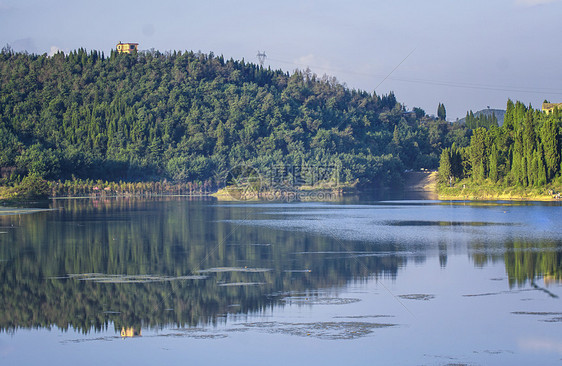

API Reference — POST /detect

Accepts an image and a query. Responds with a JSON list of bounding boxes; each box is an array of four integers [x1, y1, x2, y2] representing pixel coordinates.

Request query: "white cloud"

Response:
[[293, 54, 334, 76], [515, 0, 561, 6], [48, 46, 62, 57]]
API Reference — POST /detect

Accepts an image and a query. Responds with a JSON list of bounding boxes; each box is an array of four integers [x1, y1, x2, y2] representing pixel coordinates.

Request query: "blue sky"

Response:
[[1, 0, 561, 120]]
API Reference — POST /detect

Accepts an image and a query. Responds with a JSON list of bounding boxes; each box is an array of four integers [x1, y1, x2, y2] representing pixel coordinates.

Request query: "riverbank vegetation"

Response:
[[438, 100, 562, 200]]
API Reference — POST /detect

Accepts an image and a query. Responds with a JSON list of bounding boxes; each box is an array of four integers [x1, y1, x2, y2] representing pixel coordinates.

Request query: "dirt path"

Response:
[[403, 171, 438, 192]]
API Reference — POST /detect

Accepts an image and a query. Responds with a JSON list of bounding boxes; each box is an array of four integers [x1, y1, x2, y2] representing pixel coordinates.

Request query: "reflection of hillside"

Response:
[[470, 239, 562, 287], [0, 198, 404, 333]]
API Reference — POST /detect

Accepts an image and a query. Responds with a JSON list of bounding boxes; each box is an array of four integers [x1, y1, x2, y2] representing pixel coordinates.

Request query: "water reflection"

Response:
[[0, 198, 404, 334], [0, 197, 560, 337], [470, 239, 562, 288]]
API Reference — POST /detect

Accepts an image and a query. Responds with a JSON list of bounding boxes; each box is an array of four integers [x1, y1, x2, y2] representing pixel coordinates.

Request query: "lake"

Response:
[[1, 196, 561, 365]]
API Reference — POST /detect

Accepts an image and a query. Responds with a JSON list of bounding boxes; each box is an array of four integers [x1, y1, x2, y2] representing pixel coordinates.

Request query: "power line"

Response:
[[386, 76, 562, 95], [373, 48, 416, 91], [266, 55, 562, 96]]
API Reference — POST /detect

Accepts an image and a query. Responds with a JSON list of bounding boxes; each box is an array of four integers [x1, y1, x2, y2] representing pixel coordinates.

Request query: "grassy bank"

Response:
[[211, 185, 356, 201], [437, 178, 562, 201]]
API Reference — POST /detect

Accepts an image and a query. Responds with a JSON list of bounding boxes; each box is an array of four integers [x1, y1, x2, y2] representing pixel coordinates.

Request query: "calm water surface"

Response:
[[1, 197, 561, 365]]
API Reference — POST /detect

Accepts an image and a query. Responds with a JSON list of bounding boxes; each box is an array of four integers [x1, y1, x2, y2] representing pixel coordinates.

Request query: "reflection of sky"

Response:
[[519, 337, 562, 355], [226, 201, 562, 256]]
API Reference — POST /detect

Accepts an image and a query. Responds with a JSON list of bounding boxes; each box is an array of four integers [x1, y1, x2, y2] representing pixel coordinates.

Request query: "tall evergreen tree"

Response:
[[437, 103, 447, 121], [488, 144, 498, 182], [511, 128, 524, 184], [540, 116, 560, 180], [469, 127, 487, 181], [536, 149, 547, 186], [439, 148, 452, 185]]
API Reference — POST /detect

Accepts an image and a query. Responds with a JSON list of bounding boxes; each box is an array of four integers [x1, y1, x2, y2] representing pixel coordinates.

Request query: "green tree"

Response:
[[488, 144, 498, 182], [438, 148, 452, 185], [511, 128, 524, 185], [413, 107, 425, 119], [540, 116, 560, 180], [536, 149, 547, 186], [437, 103, 447, 121], [13, 173, 50, 199], [469, 127, 487, 181]]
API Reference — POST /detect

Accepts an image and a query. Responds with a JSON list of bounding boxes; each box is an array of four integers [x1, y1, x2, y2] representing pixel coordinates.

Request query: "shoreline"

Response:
[[3, 170, 562, 204], [437, 184, 562, 202]]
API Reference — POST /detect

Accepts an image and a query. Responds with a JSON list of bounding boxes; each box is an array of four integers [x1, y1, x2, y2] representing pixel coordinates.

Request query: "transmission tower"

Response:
[[256, 51, 267, 67]]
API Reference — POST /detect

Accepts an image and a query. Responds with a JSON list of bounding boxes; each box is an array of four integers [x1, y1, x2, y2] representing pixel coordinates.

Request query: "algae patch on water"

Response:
[[398, 294, 435, 301], [511, 311, 562, 323], [198, 267, 272, 273], [50, 273, 208, 283], [217, 282, 266, 287], [333, 315, 395, 319], [281, 296, 361, 305], [239, 321, 396, 340]]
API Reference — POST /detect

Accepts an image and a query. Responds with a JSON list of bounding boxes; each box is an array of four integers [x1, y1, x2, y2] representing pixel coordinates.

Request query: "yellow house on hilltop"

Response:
[[542, 102, 562, 114], [116, 42, 139, 54]]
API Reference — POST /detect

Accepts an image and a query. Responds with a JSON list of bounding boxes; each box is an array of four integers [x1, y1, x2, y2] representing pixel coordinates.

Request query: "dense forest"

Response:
[[439, 100, 562, 188], [0, 46, 469, 193]]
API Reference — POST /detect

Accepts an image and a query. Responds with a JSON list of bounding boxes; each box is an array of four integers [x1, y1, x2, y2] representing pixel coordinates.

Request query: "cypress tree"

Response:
[[511, 128, 524, 184], [504, 99, 515, 132], [470, 127, 487, 181], [528, 152, 538, 186], [437, 103, 447, 121], [522, 110, 537, 185], [540, 116, 560, 180], [489, 144, 498, 182], [450, 143, 463, 179], [536, 149, 547, 186], [439, 148, 452, 185], [521, 155, 528, 186]]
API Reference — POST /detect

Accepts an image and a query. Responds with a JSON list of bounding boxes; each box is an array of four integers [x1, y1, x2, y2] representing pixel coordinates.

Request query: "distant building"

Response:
[[116, 42, 139, 54], [542, 102, 562, 114]]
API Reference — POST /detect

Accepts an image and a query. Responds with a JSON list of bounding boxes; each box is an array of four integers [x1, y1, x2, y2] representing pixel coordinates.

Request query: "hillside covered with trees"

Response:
[[462, 110, 500, 130], [438, 100, 562, 198], [0, 46, 468, 195]]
